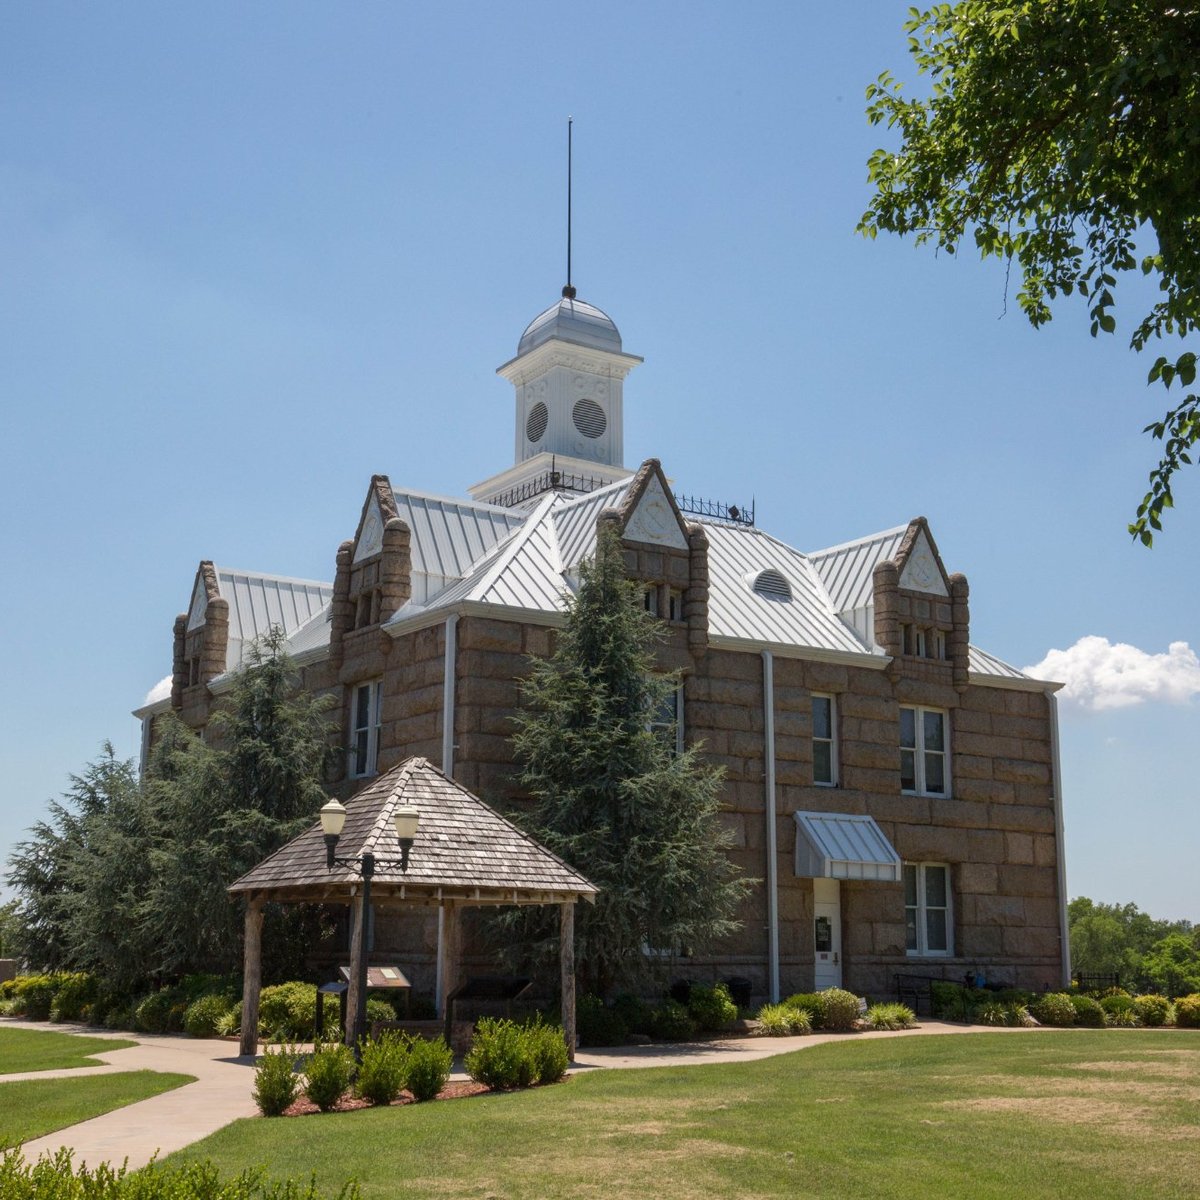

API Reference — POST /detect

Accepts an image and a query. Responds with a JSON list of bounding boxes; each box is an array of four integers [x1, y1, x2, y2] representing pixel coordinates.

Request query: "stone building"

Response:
[[135, 288, 1069, 1004]]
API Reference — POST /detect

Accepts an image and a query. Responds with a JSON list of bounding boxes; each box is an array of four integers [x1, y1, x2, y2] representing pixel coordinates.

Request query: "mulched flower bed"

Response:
[[281, 1080, 491, 1116]]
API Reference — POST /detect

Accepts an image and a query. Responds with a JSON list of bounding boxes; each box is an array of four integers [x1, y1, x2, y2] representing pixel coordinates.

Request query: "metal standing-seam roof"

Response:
[[807, 526, 908, 614], [968, 645, 1029, 680], [793, 811, 902, 882], [213, 568, 334, 670], [387, 488, 526, 583], [704, 524, 874, 654], [229, 757, 598, 905]]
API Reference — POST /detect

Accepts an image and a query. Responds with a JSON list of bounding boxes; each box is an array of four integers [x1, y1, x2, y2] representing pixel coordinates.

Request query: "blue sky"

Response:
[[2, 2, 1196, 921]]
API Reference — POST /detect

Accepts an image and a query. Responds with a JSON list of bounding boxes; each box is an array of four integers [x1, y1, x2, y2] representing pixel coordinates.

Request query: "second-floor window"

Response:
[[648, 683, 684, 757], [351, 679, 382, 778], [812, 694, 837, 786], [900, 706, 948, 796]]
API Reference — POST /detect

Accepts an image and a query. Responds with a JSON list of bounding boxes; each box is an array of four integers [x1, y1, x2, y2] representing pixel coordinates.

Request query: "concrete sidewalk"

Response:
[[3, 1017, 1039, 1171], [5, 1022, 260, 1170]]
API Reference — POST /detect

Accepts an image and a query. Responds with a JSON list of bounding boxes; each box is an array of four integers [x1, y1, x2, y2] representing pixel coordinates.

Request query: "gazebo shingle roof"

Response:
[[228, 757, 597, 906]]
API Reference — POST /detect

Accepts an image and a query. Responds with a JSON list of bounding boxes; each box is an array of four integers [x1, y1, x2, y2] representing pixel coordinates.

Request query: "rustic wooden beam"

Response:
[[239, 899, 265, 1057], [560, 900, 576, 1061], [344, 887, 366, 1049], [438, 902, 459, 1026]]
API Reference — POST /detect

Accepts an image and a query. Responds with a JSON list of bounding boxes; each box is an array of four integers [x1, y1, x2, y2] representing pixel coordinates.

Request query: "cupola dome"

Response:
[[517, 296, 623, 356]]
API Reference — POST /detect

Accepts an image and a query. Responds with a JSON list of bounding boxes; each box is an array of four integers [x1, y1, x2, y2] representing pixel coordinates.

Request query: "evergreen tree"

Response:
[[141, 629, 337, 978], [509, 526, 748, 996], [6, 630, 337, 987]]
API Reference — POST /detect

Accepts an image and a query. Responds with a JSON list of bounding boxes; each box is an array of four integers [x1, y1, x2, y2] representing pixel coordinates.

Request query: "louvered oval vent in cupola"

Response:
[[752, 568, 792, 601]]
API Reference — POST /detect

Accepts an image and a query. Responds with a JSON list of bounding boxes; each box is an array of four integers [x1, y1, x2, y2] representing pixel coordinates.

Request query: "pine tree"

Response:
[[510, 526, 748, 996]]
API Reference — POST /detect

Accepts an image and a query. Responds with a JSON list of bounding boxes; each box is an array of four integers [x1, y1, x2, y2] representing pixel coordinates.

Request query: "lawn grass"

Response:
[[0, 1027, 136, 1074], [169, 1031, 1200, 1199], [0, 1070, 194, 1146]]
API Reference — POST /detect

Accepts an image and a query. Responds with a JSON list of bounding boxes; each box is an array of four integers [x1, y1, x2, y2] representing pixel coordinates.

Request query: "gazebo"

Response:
[[228, 756, 598, 1057]]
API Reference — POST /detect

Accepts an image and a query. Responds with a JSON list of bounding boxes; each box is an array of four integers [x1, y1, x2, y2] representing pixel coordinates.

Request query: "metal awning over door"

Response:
[[793, 811, 902, 882]]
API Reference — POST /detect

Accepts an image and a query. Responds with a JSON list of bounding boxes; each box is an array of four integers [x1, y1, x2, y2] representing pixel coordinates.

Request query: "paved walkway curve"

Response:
[[2, 1018, 1048, 1171]]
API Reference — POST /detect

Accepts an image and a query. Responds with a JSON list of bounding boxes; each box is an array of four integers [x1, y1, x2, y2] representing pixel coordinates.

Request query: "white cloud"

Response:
[[1024, 636, 1200, 711]]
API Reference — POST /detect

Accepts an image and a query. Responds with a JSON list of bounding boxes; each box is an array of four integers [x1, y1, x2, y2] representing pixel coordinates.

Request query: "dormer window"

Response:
[[642, 585, 659, 616], [667, 588, 683, 621], [752, 569, 792, 601]]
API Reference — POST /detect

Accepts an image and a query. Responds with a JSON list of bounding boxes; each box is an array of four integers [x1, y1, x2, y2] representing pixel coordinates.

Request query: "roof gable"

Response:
[[895, 518, 952, 597], [352, 476, 397, 565], [186, 561, 221, 631], [616, 459, 690, 550]]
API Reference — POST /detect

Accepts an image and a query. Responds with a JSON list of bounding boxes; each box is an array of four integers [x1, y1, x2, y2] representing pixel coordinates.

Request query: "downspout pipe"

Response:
[[762, 650, 780, 1004], [436, 612, 459, 1017], [1048, 692, 1072, 988]]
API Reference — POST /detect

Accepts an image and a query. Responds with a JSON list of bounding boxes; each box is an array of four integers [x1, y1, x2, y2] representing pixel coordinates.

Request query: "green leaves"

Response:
[[861, 1, 1200, 543]]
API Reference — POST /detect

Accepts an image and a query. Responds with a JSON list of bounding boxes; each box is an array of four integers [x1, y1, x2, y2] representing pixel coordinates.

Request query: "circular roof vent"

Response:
[[572, 398, 606, 439], [752, 568, 792, 601], [526, 401, 548, 443]]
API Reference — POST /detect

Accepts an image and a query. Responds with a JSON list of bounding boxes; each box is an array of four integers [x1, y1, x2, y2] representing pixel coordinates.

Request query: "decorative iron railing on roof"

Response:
[[485, 469, 612, 508], [486, 470, 756, 528], [675, 493, 755, 527]]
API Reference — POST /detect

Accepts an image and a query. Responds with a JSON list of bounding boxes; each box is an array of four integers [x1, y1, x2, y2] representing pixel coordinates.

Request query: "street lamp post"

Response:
[[319, 797, 419, 1050]]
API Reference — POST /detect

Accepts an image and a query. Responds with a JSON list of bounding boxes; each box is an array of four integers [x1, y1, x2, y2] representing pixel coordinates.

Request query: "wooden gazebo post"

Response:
[[560, 900, 576, 1060], [343, 886, 367, 1049], [239, 897, 264, 1057]]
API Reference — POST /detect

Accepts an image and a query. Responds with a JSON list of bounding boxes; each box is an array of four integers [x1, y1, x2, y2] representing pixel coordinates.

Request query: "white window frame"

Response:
[[904, 862, 953, 957], [350, 679, 382, 778], [667, 587, 683, 622], [648, 682, 685, 757], [811, 693, 838, 786], [900, 705, 949, 796]]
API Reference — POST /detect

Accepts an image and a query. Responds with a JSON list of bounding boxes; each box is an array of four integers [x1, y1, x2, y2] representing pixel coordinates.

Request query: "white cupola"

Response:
[[469, 286, 642, 506]]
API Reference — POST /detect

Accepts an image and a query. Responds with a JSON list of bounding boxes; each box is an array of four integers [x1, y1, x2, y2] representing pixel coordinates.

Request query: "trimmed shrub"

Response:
[[104, 1004, 136, 1031], [1100, 993, 1136, 1024], [356, 1031, 407, 1106], [365, 997, 394, 1030], [14, 974, 62, 1021], [184, 993, 233, 1038], [406, 1035, 454, 1101], [466, 1018, 529, 1090], [135, 988, 186, 1034], [1174, 993, 1200, 1028], [866, 1002, 915, 1031], [258, 982, 339, 1041], [253, 1045, 300, 1116], [755, 1003, 811, 1036], [216, 1007, 241, 1037], [49, 973, 97, 1022], [304, 1041, 355, 1112], [576, 994, 628, 1047], [611, 993, 653, 1036], [522, 1020, 570, 1084], [782, 992, 824, 1025], [687, 982, 738, 1032], [817, 988, 861, 1032], [1134, 993, 1171, 1027], [647, 999, 698, 1041], [1069, 994, 1107, 1028], [1031, 992, 1077, 1027]]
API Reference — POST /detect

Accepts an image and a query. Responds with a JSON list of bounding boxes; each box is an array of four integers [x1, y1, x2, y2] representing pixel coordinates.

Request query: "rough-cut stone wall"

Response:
[[763, 656, 1060, 998], [455, 617, 555, 803]]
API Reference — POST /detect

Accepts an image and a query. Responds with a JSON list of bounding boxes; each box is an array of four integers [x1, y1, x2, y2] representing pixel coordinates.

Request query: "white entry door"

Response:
[[813, 877, 842, 990]]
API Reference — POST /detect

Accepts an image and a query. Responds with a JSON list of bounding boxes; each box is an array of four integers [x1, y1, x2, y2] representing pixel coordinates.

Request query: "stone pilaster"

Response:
[[200, 596, 229, 682], [330, 540, 354, 668], [873, 560, 901, 660], [171, 614, 187, 710], [379, 518, 412, 623], [950, 572, 971, 692]]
